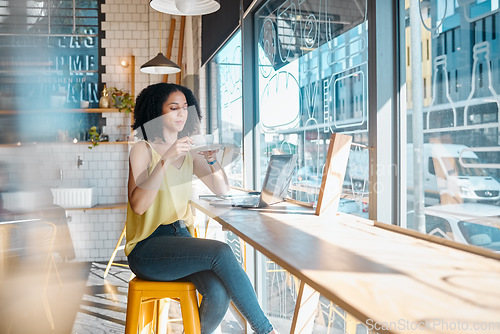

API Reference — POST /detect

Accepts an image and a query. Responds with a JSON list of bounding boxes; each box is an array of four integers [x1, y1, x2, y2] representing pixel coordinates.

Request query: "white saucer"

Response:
[[190, 143, 223, 152], [190, 143, 241, 168]]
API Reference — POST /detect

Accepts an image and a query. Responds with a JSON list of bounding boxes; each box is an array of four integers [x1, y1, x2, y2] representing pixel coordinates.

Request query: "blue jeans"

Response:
[[127, 221, 273, 334]]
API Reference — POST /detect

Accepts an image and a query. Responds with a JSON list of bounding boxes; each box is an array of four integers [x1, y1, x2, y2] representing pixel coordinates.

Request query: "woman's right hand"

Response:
[[128, 137, 194, 215], [161, 136, 194, 165]]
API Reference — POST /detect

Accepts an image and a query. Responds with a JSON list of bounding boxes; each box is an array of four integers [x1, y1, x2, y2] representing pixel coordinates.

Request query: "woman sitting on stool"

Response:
[[126, 83, 278, 334]]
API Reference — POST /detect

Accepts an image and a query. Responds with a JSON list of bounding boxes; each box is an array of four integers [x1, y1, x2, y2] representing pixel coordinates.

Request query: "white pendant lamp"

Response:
[[140, 13, 181, 74], [150, 0, 220, 16]]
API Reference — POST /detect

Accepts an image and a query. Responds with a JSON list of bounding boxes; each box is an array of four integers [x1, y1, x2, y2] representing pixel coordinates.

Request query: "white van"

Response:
[[407, 143, 500, 204]]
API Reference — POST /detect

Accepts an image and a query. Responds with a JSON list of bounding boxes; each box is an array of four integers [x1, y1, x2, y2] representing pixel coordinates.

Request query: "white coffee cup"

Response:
[[191, 134, 214, 147]]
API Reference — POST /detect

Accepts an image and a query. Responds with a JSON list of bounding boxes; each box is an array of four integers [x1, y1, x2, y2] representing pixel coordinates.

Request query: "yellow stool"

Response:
[[125, 277, 201, 334]]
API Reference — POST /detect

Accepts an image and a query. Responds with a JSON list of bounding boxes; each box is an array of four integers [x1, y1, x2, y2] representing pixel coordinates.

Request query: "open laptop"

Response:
[[207, 154, 297, 208]]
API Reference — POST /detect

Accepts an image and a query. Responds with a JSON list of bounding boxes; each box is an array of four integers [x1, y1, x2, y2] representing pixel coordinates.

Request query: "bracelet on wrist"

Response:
[[207, 159, 217, 165]]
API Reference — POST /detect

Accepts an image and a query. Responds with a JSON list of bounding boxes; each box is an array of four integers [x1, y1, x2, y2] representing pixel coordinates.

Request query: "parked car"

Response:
[[407, 203, 500, 253], [407, 143, 500, 204]]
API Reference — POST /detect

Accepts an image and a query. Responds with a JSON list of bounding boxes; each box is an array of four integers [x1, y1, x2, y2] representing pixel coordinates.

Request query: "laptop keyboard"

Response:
[[230, 196, 260, 206]]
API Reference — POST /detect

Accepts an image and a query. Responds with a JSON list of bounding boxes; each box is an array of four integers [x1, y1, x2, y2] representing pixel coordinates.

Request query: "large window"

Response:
[[254, 0, 370, 332], [255, 1, 369, 212], [204, 0, 500, 332], [403, 0, 500, 253], [207, 30, 243, 186]]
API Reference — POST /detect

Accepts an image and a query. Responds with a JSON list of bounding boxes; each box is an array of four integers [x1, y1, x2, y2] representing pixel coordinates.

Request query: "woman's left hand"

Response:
[[199, 149, 219, 165], [193, 148, 229, 195]]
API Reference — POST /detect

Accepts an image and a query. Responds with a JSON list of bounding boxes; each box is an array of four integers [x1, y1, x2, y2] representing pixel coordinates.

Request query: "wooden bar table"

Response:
[[190, 193, 500, 334]]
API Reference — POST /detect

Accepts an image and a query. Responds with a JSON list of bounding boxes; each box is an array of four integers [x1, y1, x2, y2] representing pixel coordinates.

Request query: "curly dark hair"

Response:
[[132, 83, 202, 141]]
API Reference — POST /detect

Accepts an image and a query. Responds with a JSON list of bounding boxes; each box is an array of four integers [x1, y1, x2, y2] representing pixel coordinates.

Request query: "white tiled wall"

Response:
[[67, 208, 127, 262]]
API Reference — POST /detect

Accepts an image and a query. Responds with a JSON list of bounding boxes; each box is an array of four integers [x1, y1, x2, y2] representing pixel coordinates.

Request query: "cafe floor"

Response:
[[1, 261, 246, 334], [1, 259, 343, 334]]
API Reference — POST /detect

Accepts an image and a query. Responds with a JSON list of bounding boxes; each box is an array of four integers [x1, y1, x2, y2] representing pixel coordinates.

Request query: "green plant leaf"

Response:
[[108, 87, 135, 113]]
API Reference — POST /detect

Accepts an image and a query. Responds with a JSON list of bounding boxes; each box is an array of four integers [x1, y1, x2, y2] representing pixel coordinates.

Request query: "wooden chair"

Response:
[[0, 224, 15, 280], [24, 221, 61, 331], [103, 224, 129, 278], [3, 221, 60, 332]]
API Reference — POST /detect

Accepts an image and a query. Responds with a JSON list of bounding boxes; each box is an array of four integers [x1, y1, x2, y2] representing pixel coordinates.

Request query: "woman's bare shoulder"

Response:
[[129, 141, 152, 161]]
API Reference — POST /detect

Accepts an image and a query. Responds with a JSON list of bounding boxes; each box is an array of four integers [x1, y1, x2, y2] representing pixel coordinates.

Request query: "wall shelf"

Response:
[[74, 141, 131, 145], [65, 203, 127, 211], [0, 141, 133, 147], [0, 108, 131, 115], [0, 108, 133, 145]]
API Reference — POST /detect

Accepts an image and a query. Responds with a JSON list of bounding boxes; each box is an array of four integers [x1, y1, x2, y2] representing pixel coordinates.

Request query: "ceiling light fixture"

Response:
[[150, 0, 220, 16], [140, 13, 181, 74]]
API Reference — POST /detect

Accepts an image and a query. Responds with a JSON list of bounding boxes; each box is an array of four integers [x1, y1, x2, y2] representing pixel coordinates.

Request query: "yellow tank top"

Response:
[[125, 141, 194, 256]]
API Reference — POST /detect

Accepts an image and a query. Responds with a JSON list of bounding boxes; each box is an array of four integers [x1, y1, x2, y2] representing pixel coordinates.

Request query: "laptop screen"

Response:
[[260, 154, 297, 206]]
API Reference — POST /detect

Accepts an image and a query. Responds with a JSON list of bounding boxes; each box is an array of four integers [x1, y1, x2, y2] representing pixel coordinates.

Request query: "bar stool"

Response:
[[125, 277, 201, 334]]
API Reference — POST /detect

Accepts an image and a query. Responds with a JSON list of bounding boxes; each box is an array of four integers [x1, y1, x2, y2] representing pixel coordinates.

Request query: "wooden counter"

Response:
[[190, 196, 500, 334], [65, 202, 127, 211]]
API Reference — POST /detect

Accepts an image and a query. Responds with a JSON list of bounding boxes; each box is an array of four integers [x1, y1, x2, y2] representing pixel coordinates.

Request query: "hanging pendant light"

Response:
[[140, 53, 180, 74], [150, 0, 220, 16], [140, 13, 181, 74]]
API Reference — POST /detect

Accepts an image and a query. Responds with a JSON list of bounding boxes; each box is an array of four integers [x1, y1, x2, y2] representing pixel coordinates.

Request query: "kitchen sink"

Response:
[[50, 187, 97, 209]]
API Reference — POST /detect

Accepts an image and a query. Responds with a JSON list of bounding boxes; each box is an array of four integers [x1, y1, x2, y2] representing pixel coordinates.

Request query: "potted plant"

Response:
[[88, 126, 101, 149], [108, 87, 135, 113]]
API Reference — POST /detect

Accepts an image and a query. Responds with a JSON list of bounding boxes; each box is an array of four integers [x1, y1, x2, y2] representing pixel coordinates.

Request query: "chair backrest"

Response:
[[18, 221, 57, 268], [0, 224, 18, 278]]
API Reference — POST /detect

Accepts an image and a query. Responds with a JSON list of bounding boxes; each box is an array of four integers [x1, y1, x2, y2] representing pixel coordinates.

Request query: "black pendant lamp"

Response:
[[140, 53, 180, 74], [140, 13, 181, 74]]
